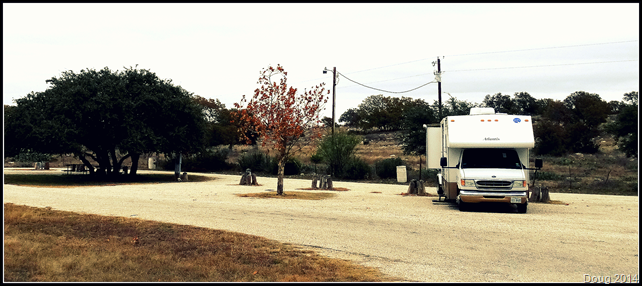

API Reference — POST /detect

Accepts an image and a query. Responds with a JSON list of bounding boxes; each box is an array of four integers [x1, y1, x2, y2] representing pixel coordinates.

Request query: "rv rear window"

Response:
[[460, 148, 523, 169]]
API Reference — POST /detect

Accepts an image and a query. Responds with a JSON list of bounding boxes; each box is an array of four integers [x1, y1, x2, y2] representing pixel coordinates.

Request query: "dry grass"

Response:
[[235, 191, 336, 200], [4, 203, 394, 282], [296, 187, 350, 191], [544, 200, 568, 205], [3, 174, 214, 188], [398, 193, 437, 197]]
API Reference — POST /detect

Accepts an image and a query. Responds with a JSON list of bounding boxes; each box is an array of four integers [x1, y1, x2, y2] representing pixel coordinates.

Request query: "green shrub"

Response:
[[182, 148, 231, 172], [237, 150, 270, 173], [374, 157, 404, 179], [534, 119, 568, 156], [420, 169, 440, 185], [268, 156, 302, 176], [533, 171, 563, 181], [156, 148, 231, 172], [157, 157, 175, 171], [12, 151, 52, 164], [341, 157, 372, 180], [316, 132, 361, 177]]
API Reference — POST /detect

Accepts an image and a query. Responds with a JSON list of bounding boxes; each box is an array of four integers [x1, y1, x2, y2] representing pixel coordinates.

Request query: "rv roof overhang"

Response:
[[444, 114, 535, 148]]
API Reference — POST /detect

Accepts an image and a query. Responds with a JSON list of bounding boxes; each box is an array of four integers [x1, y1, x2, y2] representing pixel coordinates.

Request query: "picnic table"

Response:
[[64, 164, 89, 175]]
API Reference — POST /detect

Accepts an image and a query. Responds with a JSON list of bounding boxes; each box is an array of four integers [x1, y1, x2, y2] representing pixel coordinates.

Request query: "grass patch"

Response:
[[4, 203, 393, 282], [296, 187, 350, 191], [235, 191, 336, 200], [3, 174, 213, 188], [545, 200, 568, 205], [398, 193, 437, 197]]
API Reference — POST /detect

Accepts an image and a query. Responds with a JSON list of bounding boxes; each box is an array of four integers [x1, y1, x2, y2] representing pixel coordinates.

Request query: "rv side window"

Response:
[[460, 148, 523, 169]]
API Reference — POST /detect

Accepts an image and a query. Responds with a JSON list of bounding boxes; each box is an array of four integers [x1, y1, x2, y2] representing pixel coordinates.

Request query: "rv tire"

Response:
[[458, 200, 469, 212]]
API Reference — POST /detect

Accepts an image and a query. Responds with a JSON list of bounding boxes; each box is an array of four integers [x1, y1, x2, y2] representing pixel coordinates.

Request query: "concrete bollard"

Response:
[[311, 175, 318, 189], [417, 180, 426, 195]]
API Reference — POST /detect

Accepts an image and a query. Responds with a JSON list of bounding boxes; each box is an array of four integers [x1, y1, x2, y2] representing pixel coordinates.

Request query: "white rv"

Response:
[[426, 107, 542, 213]]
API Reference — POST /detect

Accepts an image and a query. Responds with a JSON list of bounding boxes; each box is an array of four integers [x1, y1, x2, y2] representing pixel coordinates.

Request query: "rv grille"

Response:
[[476, 180, 512, 188]]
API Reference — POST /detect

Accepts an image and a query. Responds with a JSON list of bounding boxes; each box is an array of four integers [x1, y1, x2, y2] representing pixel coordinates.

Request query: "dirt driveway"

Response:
[[3, 170, 639, 282]]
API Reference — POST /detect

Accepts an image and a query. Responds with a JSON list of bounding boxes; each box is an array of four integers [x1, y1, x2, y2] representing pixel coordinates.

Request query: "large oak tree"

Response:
[[5, 66, 206, 175]]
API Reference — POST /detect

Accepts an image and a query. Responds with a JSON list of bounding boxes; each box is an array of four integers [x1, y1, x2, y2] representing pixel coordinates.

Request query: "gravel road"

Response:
[[3, 169, 639, 282]]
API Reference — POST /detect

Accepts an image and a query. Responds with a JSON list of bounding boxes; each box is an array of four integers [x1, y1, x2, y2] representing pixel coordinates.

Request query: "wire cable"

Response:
[[338, 72, 436, 94], [446, 59, 638, 72], [445, 40, 639, 57], [338, 40, 639, 75]]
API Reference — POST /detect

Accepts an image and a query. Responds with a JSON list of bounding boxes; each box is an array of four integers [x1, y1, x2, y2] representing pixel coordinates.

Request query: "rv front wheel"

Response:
[[458, 200, 469, 211]]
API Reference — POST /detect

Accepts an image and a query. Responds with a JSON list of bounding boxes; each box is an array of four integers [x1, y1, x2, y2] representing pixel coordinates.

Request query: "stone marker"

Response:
[[417, 180, 426, 195], [240, 168, 258, 186], [311, 174, 318, 189]]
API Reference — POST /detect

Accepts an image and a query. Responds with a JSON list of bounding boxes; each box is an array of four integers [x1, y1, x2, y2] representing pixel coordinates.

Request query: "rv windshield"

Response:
[[460, 148, 523, 169]]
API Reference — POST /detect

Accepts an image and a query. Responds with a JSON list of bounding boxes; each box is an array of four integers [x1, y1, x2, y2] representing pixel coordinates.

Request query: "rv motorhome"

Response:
[[426, 107, 542, 213]]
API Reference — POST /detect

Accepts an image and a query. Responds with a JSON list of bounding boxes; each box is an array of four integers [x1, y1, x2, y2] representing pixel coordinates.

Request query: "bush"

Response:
[[268, 156, 302, 176], [341, 157, 372, 180], [182, 148, 231, 172], [420, 169, 440, 185], [237, 150, 270, 173], [374, 157, 404, 179], [237, 150, 303, 176], [534, 119, 567, 156], [533, 171, 563, 181], [316, 132, 361, 177], [12, 151, 52, 164], [156, 148, 231, 172]]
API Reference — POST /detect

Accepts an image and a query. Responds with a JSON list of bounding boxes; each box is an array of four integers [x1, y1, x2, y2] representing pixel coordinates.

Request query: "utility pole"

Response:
[[437, 57, 442, 120], [332, 67, 336, 135], [323, 67, 337, 135]]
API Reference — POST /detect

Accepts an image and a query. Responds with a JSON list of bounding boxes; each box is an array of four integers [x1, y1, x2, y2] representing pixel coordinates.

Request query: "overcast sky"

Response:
[[3, 3, 639, 119]]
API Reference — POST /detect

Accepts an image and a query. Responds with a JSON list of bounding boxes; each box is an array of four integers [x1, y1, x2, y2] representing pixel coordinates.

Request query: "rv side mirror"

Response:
[[535, 158, 543, 169], [440, 157, 447, 167]]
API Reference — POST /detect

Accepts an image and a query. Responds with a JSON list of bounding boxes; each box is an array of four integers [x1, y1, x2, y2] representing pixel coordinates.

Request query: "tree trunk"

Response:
[[174, 153, 182, 180], [129, 153, 140, 175], [110, 149, 120, 176], [76, 153, 95, 175], [96, 151, 110, 176], [276, 156, 285, 195]]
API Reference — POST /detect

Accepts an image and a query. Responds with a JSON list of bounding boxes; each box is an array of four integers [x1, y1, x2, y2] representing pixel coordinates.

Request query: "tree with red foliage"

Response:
[[233, 65, 329, 195]]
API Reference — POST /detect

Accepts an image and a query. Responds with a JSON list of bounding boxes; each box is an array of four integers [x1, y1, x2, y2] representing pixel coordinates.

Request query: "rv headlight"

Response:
[[512, 180, 526, 189], [461, 179, 476, 187]]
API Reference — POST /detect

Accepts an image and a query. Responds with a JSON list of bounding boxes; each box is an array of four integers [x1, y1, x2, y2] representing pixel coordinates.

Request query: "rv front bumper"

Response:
[[459, 190, 527, 204]]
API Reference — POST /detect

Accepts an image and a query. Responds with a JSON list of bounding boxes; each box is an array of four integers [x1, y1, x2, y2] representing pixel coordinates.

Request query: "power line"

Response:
[[446, 59, 638, 72], [445, 40, 639, 57], [337, 72, 436, 94], [296, 40, 638, 90], [340, 40, 639, 75], [335, 58, 637, 92]]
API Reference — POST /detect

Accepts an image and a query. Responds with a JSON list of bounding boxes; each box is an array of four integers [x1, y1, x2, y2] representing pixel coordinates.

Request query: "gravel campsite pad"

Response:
[[3, 169, 639, 282]]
